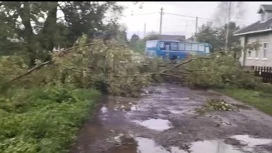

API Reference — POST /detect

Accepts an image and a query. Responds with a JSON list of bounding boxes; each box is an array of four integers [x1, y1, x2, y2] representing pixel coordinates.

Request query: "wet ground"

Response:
[[71, 83, 272, 153]]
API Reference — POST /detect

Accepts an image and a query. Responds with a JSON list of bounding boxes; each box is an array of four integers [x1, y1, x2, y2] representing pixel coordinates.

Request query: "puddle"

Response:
[[135, 137, 185, 153], [109, 137, 186, 153], [133, 118, 172, 131], [109, 135, 272, 153], [101, 96, 140, 112], [101, 105, 108, 113], [188, 140, 244, 153], [231, 135, 272, 147]]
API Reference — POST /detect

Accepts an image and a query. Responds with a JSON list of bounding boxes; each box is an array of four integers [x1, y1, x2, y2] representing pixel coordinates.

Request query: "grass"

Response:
[[0, 86, 101, 153], [217, 87, 272, 115]]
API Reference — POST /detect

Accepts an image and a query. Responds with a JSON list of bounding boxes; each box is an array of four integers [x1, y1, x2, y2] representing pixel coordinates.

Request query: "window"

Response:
[[178, 43, 185, 50], [159, 41, 165, 49], [205, 47, 210, 53], [192, 44, 198, 51], [263, 43, 268, 58], [146, 41, 158, 48], [199, 44, 205, 52], [185, 43, 192, 51], [261, 13, 265, 21], [248, 50, 251, 58], [170, 42, 178, 50], [255, 49, 259, 58]]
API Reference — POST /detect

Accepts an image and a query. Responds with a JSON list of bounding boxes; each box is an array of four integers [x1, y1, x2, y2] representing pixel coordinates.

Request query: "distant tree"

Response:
[[196, 22, 240, 53], [213, 2, 245, 52], [196, 24, 222, 52], [129, 34, 140, 48], [217, 22, 240, 49]]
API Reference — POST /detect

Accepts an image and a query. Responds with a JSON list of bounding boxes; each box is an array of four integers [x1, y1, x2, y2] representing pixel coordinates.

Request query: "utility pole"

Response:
[[159, 7, 163, 35], [195, 16, 198, 35], [225, 2, 231, 53], [144, 23, 146, 37], [195, 16, 198, 41]]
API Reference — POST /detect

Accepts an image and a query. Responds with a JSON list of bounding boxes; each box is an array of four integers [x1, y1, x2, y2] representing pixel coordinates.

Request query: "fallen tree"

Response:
[[2, 35, 262, 97]]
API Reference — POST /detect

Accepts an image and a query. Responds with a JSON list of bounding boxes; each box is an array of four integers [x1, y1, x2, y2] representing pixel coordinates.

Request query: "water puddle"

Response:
[[188, 140, 243, 153], [101, 105, 108, 113], [230, 135, 272, 147], [108, 134, 272, 153], [229, 135, 272, 152], [133, 118, 172, 131], [100, 96, 140, 113], [109, 136, 186, 153]]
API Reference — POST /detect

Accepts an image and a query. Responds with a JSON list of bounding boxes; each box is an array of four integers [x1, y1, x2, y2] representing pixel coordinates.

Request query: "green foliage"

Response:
[[256, 83, 272, 94], [129, 34, 140, 48], [0, 56, 28, 86], [196, 22, 240, 52], [0, 2, 124, 66], [0, 86, 100, 153], [20, 35, 151, 97], [196, 99, 234, 115], [130, 33, 161, 54], [183, 52, 262, 89]]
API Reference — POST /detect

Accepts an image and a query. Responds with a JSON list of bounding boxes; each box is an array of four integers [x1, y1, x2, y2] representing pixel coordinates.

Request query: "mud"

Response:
[[71, 83, 272, 153]]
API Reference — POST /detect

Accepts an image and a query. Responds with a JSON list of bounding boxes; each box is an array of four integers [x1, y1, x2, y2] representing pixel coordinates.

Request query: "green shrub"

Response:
[[0, 86, 100, 153]]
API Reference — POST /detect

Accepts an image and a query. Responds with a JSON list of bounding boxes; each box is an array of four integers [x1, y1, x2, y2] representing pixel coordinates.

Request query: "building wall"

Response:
[[239, 32, 272, 67]]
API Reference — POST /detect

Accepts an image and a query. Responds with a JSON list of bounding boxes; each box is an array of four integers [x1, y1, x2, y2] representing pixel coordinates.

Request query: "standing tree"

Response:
[[213, 2, 245, 52], [129, 34, 140, 48], [0, 2, 124, 66], [196, 24, 222, 52], [0, 2, 59, 65]]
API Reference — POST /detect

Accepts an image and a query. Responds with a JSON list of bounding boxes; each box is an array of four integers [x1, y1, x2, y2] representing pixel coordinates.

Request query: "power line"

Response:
[[164, 12, 211, 21], [164, 12, 251, 25], [123, 12, 158, 17]]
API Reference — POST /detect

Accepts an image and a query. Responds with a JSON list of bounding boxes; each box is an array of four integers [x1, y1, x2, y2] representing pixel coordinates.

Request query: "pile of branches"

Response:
[[2, 35, 261, 97]]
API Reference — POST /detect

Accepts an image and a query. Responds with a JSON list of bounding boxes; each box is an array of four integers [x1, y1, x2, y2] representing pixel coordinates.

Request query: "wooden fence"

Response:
[[251, 66, 272, 83]]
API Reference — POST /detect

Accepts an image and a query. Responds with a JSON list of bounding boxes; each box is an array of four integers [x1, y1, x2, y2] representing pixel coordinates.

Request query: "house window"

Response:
[[263, 43, 268, 58], [255, 50, 259, 58], [248, 50, 251, 58], [261, 13, 265, 22]]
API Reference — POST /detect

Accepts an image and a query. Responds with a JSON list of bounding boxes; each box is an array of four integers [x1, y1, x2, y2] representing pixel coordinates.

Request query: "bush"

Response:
[[0, 86, 100, 153]]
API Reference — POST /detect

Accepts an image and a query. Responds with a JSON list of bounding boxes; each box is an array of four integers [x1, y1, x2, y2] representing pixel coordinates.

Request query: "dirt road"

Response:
[[71, 83, 272, 153]]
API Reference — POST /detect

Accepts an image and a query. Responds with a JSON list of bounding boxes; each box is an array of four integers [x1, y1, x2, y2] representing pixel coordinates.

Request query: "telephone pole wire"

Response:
[[159, 7, 164, 35]]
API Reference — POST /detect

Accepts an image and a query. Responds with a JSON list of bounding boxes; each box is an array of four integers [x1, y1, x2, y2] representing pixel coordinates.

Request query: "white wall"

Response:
[[240, 32, 272, 67]]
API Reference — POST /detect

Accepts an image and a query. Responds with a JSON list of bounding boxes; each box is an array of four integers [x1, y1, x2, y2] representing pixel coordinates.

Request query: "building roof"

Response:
[[258, 5, 272, 13], [158, 34, 185, 41], [234, 18, 272, 36], [234, 5, 272, 36]]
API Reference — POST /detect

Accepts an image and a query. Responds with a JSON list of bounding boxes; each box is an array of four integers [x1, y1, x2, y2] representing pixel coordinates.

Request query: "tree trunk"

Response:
[[40, 2, 58, 62], [20, 2, 36, 66]]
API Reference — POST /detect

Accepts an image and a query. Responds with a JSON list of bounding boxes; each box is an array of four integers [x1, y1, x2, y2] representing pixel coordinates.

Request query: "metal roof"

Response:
[[158, 34, 185, 41], [258, 5, 272, 13], [234, 4, 272, 36]]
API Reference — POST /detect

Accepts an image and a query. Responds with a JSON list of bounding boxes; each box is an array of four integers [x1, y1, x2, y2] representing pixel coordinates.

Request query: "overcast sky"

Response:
[[117, 1, 272, 40]]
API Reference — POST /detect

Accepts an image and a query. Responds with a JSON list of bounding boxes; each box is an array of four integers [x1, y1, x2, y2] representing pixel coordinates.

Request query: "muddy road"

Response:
[[71, 83, 272, 153]]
